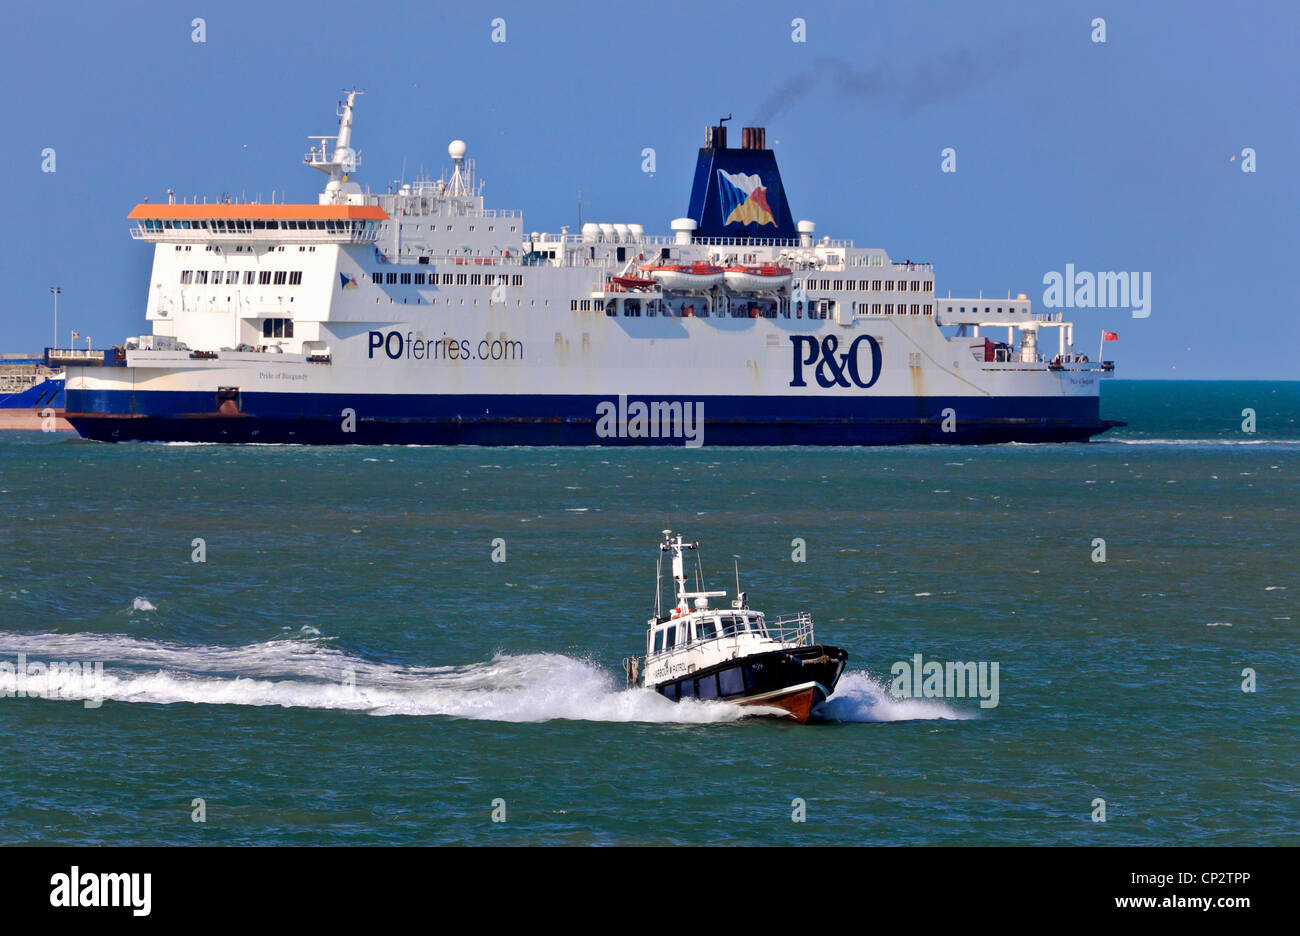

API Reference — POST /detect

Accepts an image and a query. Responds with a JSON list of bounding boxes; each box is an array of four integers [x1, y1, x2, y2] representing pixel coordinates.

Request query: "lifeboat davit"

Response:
[[638, 262, 724, 290], [723, 264, 794, 292]]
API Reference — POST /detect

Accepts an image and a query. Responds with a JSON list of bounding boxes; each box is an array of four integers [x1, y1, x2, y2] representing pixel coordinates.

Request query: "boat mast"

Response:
[[660, 530, 725, 613]]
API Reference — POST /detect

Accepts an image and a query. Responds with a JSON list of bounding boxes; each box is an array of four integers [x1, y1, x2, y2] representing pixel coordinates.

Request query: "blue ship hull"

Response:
[[64, 389, 1120, 445]]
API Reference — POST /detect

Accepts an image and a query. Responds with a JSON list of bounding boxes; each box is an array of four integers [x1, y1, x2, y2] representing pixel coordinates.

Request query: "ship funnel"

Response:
[[685, 122, 796, 242]]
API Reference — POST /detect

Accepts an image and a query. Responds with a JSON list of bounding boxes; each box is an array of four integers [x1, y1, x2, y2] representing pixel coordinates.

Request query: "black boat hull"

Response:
[[653, 644, 848, 723]]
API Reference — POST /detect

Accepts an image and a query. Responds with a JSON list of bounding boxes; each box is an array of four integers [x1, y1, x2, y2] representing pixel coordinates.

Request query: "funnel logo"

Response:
[[718, 169, 776, 227]]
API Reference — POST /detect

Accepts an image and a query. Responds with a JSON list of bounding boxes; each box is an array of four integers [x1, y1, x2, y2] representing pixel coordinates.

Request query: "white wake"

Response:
[[0, 631, 746, 724]]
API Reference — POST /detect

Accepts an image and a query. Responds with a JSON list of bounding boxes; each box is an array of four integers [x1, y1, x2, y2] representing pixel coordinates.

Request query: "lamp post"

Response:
[[49, 287, 60, 351]]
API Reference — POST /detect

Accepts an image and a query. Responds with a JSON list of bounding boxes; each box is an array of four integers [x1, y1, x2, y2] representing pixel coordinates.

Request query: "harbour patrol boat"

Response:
[[624, 531, 848, 723], [61, 91, 1120, 445]]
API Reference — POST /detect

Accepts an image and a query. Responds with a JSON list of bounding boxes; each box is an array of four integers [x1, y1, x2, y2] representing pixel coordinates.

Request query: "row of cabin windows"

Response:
[[371, 271, 524, 287], [174, 245, 313, 254], [205, 244, 316, 253], [180, 270, 302, 285], [660, 665, 752, 701], [803, 279, 933, 292], [852, 302, 934, 316], [952, 305, 1025, 315], [377, 297, 553, 307], [651, 614, 768, 654], [142, 219, 372, 233], [262, 318, 294, 338]]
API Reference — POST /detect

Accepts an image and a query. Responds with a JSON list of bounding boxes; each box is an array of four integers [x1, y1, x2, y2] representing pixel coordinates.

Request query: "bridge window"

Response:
[[664, 625, 677, 650], [180, 270, 194, 284], [653, 629, 665, 653], [259, 271, 272, 285], [289, 271, 303, 285], [244, 271, 255, 284], [400, 272, 412, 284], [273, 271, 287, 285], [262, 318, 294, 339], [414, 273, 426, 285], [696, 618, 717, 641]]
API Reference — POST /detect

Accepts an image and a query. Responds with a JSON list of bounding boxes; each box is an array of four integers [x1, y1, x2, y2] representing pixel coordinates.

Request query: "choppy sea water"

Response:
[[0, 380, 1295, 845]]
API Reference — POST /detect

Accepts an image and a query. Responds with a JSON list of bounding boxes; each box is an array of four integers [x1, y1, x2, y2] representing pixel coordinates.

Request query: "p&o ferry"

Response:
[[61, 91, 1120, 445]]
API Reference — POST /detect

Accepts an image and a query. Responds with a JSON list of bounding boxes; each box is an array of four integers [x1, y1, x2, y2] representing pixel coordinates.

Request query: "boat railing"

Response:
[[647, 611, 816, 666], [765, 612, 816, 646]]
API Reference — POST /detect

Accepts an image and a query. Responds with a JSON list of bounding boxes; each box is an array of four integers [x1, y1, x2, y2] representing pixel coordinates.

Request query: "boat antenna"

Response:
[[734, 558, 741, 596], [655, 537, 665, 619]]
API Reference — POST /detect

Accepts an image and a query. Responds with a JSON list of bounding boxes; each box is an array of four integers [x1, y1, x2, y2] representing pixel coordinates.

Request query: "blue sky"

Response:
[[4, 0, 1296, 378]]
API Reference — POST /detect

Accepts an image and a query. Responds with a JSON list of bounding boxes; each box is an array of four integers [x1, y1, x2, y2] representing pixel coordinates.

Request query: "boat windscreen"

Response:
[[696, 618, 718, 640]]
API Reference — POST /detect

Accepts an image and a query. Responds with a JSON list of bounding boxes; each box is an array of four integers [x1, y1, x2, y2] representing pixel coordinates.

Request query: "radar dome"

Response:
[[448, 140, 467, 161]]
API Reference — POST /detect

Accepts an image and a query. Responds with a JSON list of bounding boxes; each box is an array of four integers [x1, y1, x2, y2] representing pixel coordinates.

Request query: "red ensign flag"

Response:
[[1102, 331, 1118, 341]]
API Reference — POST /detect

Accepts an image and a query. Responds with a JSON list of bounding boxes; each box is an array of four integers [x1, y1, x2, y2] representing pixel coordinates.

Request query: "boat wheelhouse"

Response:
[[624, 531, 848, 723]]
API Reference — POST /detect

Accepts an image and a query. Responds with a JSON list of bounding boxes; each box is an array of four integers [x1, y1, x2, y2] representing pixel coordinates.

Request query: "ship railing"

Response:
[[130, 225, 380, 244], [385, 252, 613, 271], [634, 235, 856, 249]]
